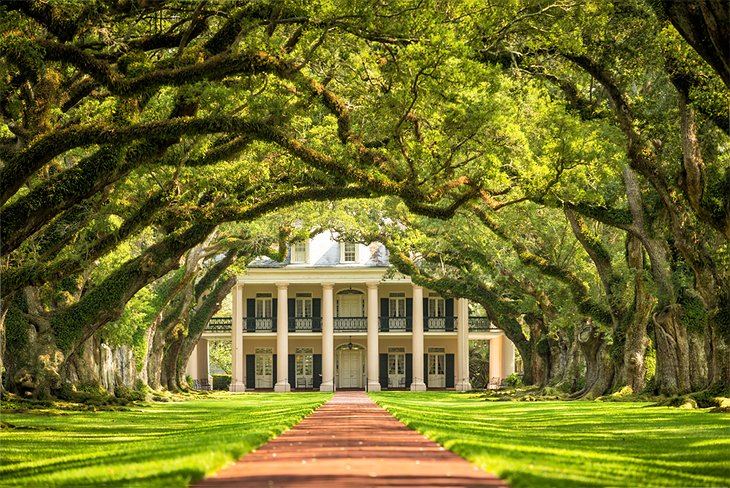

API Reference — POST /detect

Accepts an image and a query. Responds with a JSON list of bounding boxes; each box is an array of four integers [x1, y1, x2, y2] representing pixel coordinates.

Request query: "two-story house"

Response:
[[187, 232, 516, 391]]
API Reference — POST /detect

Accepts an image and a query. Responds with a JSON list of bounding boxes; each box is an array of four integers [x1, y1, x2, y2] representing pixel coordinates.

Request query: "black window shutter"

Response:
[[246, 299, 256, 332], [446, 298, 455, 331], [423, 298, 429, 330], [288, 298, 296, 331], [446, 354, 455, 388], [424, 354, 429, 387], [246, 354, 255, 388], [272, 298, 278, 331], [273, 354, 277, 384], [313, 299, 322, 332], [406, 298, 413, 332], [380, 298, 389, 331], [313, 354, 322, 389], [379, 353, 388, 388], [405, 353, 413, 388], [288, 354, 296, 388]]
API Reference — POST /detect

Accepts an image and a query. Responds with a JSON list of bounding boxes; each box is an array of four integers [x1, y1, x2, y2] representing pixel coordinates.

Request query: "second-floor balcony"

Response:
[[334, 317, 367, 332], [290, 317, 322, 332], [205, 315, 498, 333]]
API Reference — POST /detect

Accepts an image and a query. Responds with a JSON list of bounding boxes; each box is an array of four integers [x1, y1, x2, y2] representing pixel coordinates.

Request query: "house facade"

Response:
[[188, 232, 516, 391]]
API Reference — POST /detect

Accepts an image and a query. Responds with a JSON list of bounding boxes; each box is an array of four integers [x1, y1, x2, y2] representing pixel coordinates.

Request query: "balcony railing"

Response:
[[424, 316, 456, 332], [289, 317, 322, 332], [468, 316, 496, 331], [205, 317, 232, 332], [208, 315, 496, 333], [245, 317, 275, 332], [334, 317, 367, 332], [379, 316, 412, 332]]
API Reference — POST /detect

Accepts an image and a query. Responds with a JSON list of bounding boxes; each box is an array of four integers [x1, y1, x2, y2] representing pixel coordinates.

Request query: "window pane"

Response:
[[343, 243, 356, 262]]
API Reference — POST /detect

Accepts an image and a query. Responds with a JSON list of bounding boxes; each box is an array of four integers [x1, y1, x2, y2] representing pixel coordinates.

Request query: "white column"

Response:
[[489, 335, 504, 381], [367, 282, 381, 392], [230, 284, 245, 391], [502, 336, 516, 377], [197, 338, 211, 387], [186, 343, 199, 379], [320, 283, 335, 392], [274, 283, 290, 392], [411, 284, 427, 391], [455, 298, 472, 390]]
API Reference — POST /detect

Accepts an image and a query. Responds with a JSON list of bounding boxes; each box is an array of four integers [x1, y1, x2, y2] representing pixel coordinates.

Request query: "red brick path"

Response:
[[194, 391, 507, 487]]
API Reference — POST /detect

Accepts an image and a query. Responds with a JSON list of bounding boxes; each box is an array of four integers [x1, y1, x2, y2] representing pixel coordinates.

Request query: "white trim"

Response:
[[340, 242, 359, 263], [238, 267, 401, 284], [290, 241, 308, 263]]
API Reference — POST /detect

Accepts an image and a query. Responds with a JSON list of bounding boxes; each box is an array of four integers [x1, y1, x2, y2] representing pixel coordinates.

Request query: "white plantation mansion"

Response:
[[187, 232, 516, 391]]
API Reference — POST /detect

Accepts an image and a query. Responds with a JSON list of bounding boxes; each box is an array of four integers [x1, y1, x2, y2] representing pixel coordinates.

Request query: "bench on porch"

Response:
[[296, 377, 313, 389], [388, 377, 406, 389]]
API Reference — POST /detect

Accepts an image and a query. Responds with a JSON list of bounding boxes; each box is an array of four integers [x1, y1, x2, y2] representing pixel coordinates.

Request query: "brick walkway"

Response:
[[194, 391, 507, 487]]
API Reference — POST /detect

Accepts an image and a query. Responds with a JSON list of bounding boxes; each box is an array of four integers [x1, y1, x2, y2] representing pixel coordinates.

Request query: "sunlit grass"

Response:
[[370, 392, 730, 488], [0, 392, 330, 487]]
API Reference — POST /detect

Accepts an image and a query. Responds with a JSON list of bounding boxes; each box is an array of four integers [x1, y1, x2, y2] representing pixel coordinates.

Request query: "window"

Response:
[[428, 296, 445, 317], [255, 348, 273, 376], [428, 348, 445, 375], [291, 242, 307, 263], [389, 292, 406, 317], [295, 348, 313, 376], [255, 293, 272, 317], [341, 242, 358, 263], [295, 293, 313, 318], [388, 347, 406, 375]]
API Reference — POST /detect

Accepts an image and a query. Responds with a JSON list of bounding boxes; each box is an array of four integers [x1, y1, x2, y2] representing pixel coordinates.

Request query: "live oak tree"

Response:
[[0, 0, 491, 396], [1, 0, 727, 400]]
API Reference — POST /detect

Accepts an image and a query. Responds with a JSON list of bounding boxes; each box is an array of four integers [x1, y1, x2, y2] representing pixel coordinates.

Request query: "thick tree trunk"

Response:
[[174, 275, 237, 390], [708, 324, 730, 389], [616, 236, 654, 393], [574, 323, 614, 399], [0, 300, 7, 394], [4, 291, 64, 399], [525, 315, 549, 387], [689, 330, 710, 391], [653, 305, 691, 395]]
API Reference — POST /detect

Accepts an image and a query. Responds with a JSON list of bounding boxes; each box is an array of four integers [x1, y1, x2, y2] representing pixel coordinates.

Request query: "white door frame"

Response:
[[336, 344, 365, 388]]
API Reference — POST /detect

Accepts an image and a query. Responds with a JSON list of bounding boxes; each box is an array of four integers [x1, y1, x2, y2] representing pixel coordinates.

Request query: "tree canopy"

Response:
[[1, 0, 728, 400]]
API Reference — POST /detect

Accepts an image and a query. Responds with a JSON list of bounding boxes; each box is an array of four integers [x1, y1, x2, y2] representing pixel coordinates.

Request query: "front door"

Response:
[[338, 349, 362, 388], [255, 349, 273, 388]]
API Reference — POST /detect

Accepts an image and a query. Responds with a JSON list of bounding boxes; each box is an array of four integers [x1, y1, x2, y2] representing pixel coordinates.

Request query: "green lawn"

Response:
[[0, 392, 330, 487], [370, 392, 730, 488]]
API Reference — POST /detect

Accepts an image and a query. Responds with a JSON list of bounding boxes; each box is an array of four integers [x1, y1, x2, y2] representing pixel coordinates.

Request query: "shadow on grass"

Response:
[[371, 392, 730, 488], [0, 393, 330, 487]]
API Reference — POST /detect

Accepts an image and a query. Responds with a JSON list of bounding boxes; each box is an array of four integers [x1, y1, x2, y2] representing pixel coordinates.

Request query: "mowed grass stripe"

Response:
[[0, 392, 331, 487], [370, 392, 730, 488]]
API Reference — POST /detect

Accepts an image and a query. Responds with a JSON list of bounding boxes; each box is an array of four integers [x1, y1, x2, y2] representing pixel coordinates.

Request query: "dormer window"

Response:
[[341, 242, 358, 263], [291, 241, 308, 263]]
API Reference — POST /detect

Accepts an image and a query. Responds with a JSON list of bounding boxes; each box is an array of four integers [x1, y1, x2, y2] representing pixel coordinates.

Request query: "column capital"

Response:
[[275, 282, 289, 290], [412, 284, 423, 291], [321, 282, 335, 289], [366, 282, 379, 290]]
